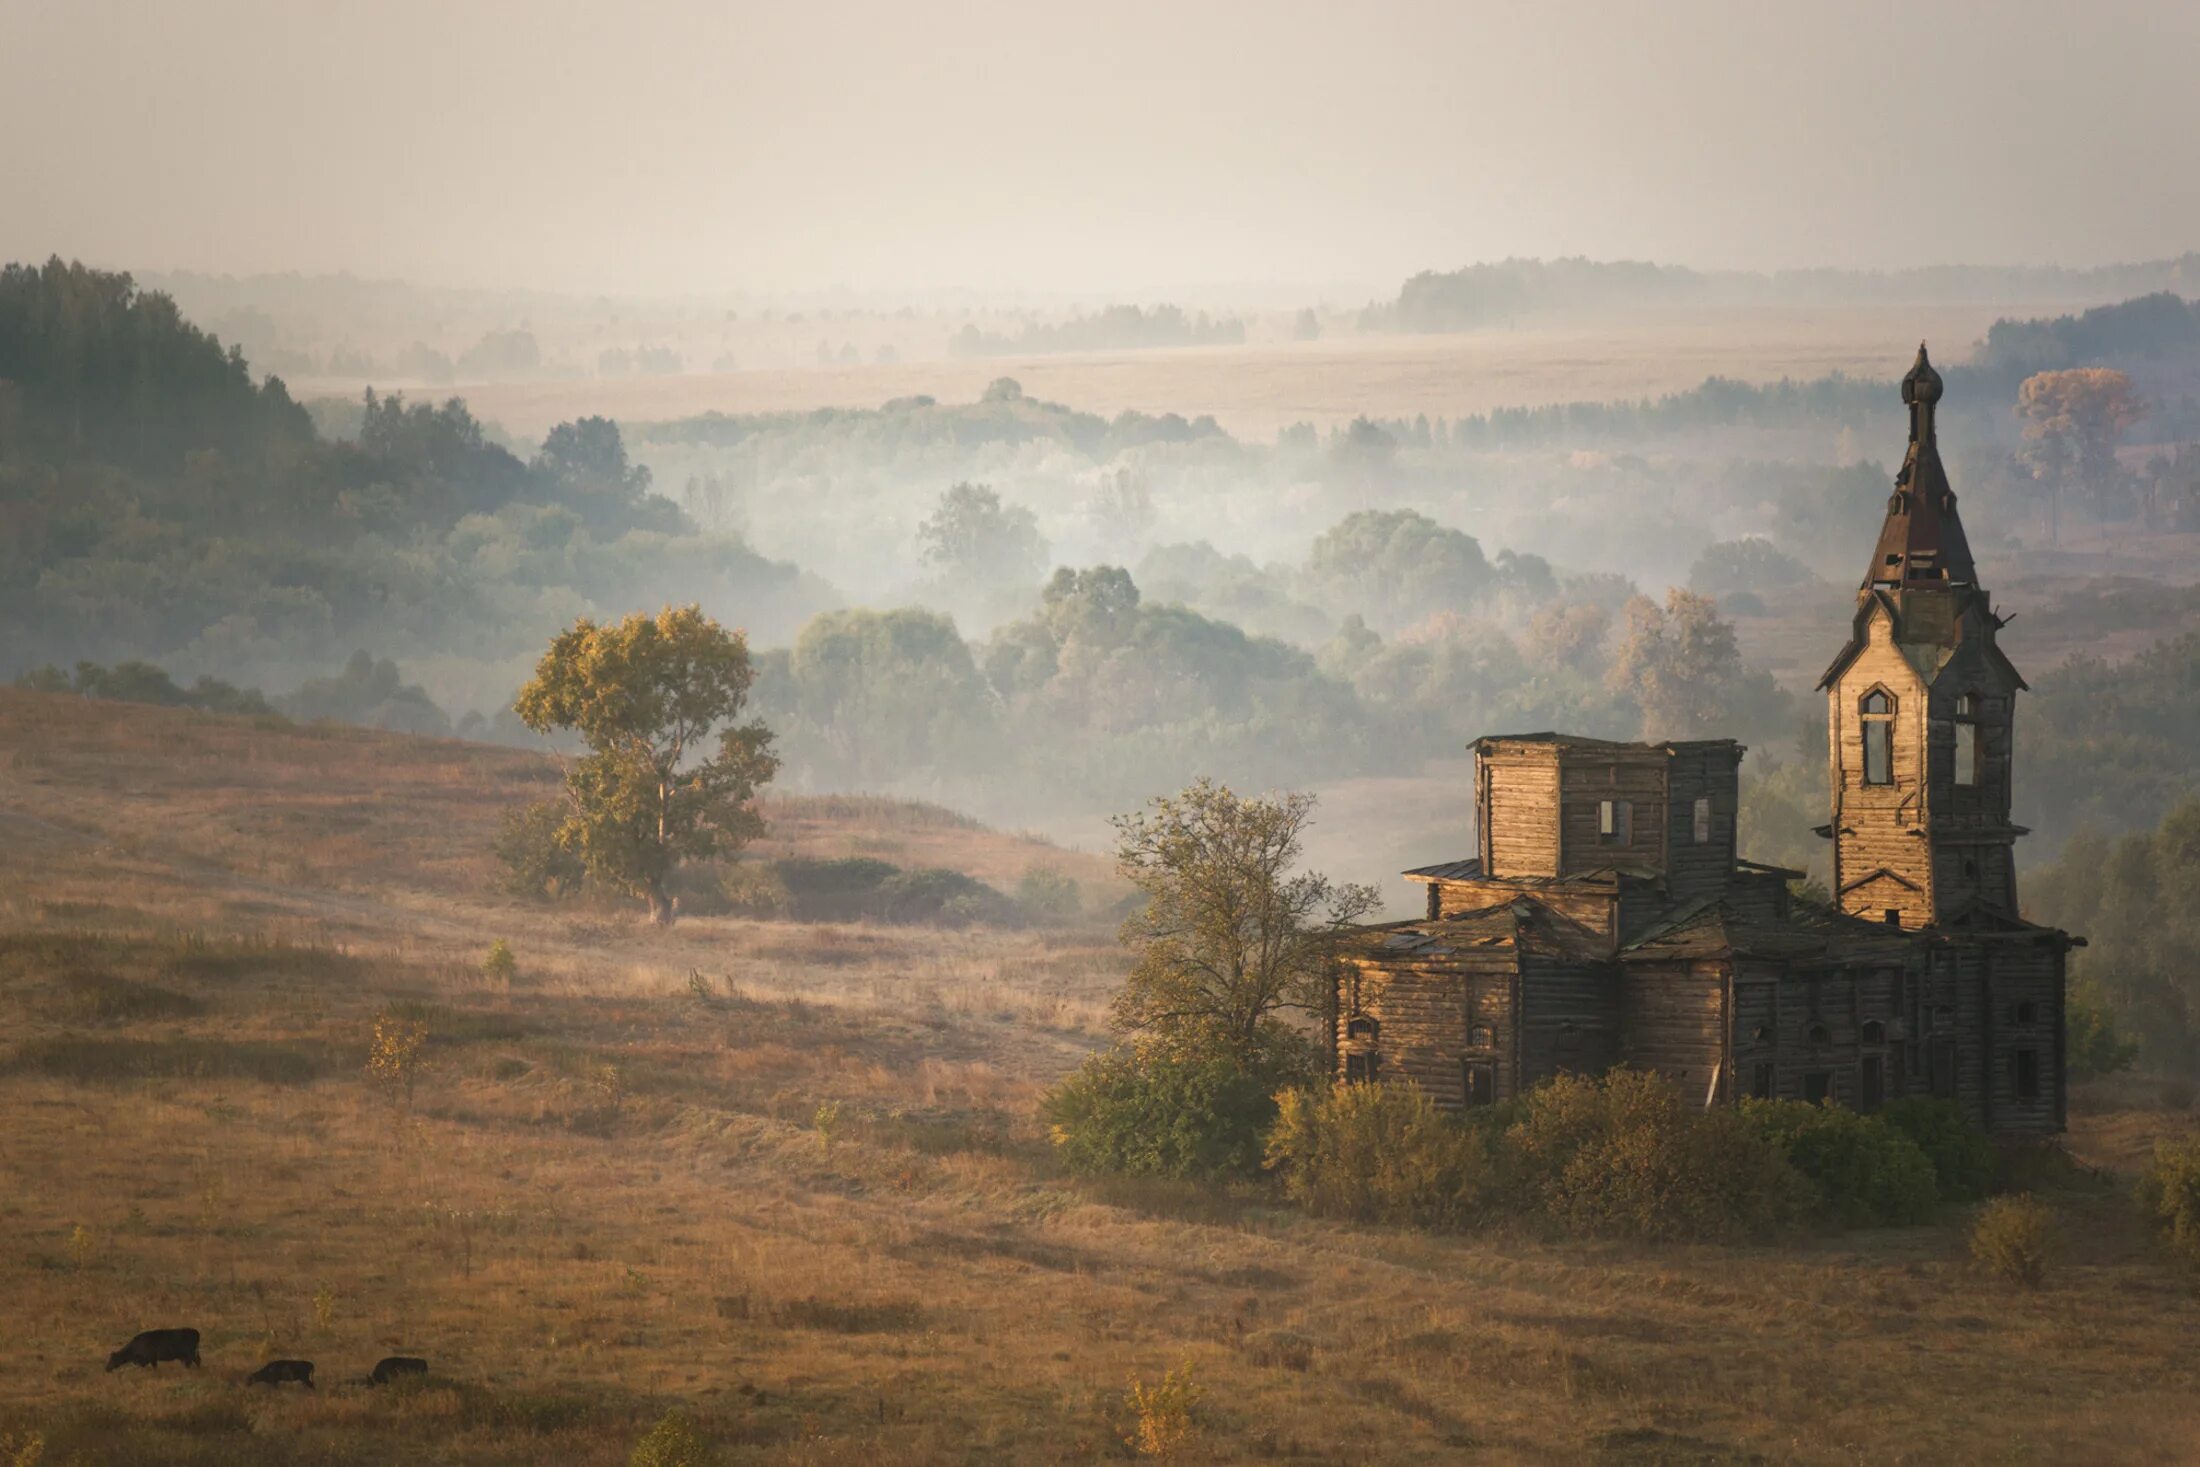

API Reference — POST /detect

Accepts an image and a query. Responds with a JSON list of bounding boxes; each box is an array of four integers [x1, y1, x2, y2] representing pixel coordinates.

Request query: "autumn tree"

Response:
[[514, 605, 777, 924], [2016, 368, 2147, 539], [1110, 779, 1378, 1063], [1606, 588, 1790, 741]]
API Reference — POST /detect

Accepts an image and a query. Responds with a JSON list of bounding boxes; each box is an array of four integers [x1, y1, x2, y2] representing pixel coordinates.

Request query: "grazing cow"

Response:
[[246, 1359, 315, 1389], [370, 1355, 428, 1385], [106, 1328, 201, 1372]]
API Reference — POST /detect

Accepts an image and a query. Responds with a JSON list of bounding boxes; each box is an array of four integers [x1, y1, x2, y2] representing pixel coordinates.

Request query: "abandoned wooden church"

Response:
[[1336, 346, 2076, 1134]]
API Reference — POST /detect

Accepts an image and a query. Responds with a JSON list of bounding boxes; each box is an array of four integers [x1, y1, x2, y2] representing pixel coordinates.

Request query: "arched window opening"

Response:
[[1345, 1015, 1378, 1042], [2012, 1002, 2038, 1027], [1861, 1020, 1886, 1044], [1806, 1023, 1831, 1046], [1860, 688, 1896, 786]]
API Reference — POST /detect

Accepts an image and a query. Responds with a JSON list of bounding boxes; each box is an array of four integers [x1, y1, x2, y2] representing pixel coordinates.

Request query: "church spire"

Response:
[[1862, 343, 1978, 591]]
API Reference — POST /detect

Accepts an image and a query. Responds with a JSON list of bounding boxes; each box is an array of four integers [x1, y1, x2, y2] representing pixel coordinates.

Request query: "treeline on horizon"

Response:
[[1364, 253, 2200, 331]]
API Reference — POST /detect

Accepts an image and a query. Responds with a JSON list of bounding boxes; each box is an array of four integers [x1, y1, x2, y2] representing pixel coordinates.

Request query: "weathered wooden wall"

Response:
[[1556, 752, 1668, 878], [1340, 955, 1519, 1105], [1620, 959, 1727, 1099], [1482, 747, 1560, 878], [1663, 747, 1741, 904], [1829, 605, 1935, 928]]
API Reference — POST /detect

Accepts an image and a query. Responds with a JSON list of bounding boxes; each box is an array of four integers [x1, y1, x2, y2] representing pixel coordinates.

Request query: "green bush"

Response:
[[1739, 1099, 1938, 1227], [495, 800, 583, 900], [1877, 1097, 1997, 1201], [774, 857, 900, 921], [1264, 1081, 1498, 1227], [2066, 981, 2139, 1081], [2134, 1135, 2200, 1271], [1044, 1048, 1301, 1180], [1512, 1070, 1811, 1242], [1016, 865, 1083, 924], [715, 861, 794, 919], [869, 867, 1018, 926], [1969, 1194, 2058, 1287]]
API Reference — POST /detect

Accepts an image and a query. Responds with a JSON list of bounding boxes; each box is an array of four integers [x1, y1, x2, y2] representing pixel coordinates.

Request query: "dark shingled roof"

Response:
[[1346, 898, 1609, 964], [1622, 896, 1917, 964], [1862, 344, 1979, 592]]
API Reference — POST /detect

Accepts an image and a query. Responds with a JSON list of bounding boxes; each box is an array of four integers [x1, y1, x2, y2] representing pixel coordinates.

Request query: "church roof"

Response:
[[1621, 896, 1916, 963], [1860, 344, 1978, 592]]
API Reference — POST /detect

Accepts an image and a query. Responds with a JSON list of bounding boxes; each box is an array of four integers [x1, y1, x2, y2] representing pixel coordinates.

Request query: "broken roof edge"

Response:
[[1472, 731, 1745, 756]]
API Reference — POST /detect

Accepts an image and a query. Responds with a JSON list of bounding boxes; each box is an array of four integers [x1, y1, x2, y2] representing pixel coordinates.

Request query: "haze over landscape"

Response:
[[5, 3, 2200, 1463]]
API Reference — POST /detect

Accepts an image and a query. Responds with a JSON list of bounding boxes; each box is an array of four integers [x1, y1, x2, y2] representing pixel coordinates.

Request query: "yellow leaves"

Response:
[[367, 1006, 430, 1109]]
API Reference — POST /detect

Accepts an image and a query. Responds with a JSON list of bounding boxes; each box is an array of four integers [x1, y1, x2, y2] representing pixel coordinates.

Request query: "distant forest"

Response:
[[6, 256, 2199, 863], [1364, 254, 2200, 331]]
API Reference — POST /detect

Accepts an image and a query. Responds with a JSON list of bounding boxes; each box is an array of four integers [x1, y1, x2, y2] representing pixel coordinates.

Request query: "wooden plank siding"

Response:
[[1556, 754, 1669, 879], [1828, 606, 1936, 929], [1339, 956, 1520, 1105], [1482, 747, 1561, 878], [1619, 959, 1727, 1099]]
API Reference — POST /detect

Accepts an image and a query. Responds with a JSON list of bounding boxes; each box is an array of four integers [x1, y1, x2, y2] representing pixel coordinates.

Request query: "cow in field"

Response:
[[370, 1355, 428, 1385], [106, 1328, 201, 1371], [246, 1359, 315, 1388]]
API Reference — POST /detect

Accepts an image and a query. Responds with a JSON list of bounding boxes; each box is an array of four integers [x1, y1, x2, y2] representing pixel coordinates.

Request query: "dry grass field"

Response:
[[3, 688, 2199, 1465], [395, 303, 2058, 443]]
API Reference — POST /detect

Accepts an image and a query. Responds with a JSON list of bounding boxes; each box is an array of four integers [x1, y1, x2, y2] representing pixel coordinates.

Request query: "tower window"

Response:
[[1954, 692, 1978, 787], [1692, 795, 1713, 844], [1597, 799, 1631, 846], [1860, 689, 1895, 785]]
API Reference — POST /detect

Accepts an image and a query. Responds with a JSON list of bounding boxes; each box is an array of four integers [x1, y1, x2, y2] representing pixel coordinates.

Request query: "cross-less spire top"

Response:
[[1863, 342, 1976, 590]]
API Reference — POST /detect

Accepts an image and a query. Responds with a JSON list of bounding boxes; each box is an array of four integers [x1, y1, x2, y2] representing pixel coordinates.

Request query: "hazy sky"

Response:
[[4, 0, 2197, 298]]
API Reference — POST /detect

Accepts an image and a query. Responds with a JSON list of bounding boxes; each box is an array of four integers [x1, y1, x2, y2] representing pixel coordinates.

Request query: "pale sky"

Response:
[[3, 0, 2197, 298]]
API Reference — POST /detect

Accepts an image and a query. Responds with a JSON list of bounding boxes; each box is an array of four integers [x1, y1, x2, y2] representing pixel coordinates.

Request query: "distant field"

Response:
[[5, 693, 2199, 1464], [316, 301, 2083, 443]]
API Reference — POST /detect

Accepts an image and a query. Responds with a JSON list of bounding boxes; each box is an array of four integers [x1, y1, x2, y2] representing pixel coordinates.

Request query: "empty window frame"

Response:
[[1692, 795, 1713, 845], [1860, 1019, 1886, 1044], [1462, 1061, 1495, 1108], [2011, 1001, 2038, 1027], [1597, 799, 1631, 846], [1344, 1051, 1378, 1085], [1803, 1071, 1833, 1105], [1751, 1062, 1775, 1100], [1805, 1022, 1831, 1046], [1860, 688, 1895, 786], [2013, 1048, 2041, 1101], [1345, 1015, 1378, 1041], [1859, 1054, 1885, 1112], [1953, 693, 1979, 787]]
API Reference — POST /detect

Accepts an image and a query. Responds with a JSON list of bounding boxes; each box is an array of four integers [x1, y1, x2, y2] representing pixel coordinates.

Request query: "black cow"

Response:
[[106, 1328, 201, 1372], [370, 1355, 428, 1385], [246, 1359, 315, 1388]]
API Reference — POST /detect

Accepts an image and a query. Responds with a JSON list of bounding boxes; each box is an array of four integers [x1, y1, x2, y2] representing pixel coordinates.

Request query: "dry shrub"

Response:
[[629, 1407, 712, 1467], [2134, 1135, 2200, 1271], [1122, 1359, 1202, 1459], [1970, 1194, 2058, 1287], [1265, 1082, 1497, 1227], [1508, 1070, 1811, 1242]]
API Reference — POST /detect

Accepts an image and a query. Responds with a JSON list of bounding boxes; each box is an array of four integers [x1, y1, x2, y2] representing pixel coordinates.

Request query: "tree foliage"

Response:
[[1109, 780, 1377, 1061], [916, 481, 1049, 585], [515, 606, 776, 923]]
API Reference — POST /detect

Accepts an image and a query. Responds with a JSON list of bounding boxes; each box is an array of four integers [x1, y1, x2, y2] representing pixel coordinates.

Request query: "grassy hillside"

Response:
[[2, 693, 2198, 1464]]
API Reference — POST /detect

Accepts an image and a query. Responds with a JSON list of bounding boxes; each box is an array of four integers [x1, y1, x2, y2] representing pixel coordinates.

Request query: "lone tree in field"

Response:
[[1111, 779, 1378, 1063], [515, 605, 777, 924], [2016, 367, 2147, 539]]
